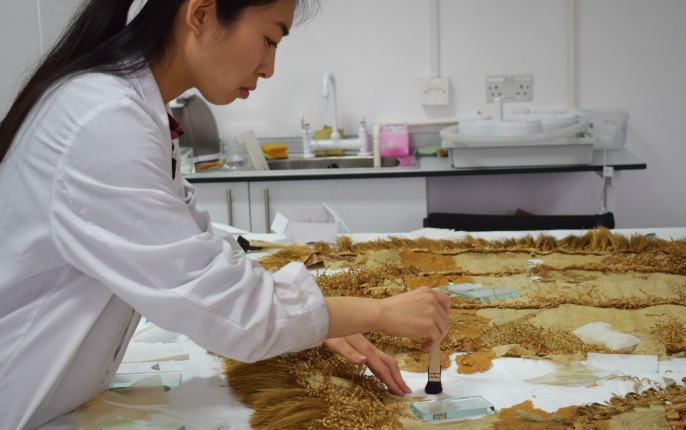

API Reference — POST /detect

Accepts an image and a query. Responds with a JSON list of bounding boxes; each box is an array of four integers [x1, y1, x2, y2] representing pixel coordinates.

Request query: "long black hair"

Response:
[[0, 0, 318, 163]]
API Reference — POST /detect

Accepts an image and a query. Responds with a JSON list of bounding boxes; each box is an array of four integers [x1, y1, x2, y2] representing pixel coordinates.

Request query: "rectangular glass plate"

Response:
[[434, 283, 482, 296], [108, 371, 182, 390], [98, 418, 185, 429], [410, 396, 496, 422], [457, 286, 520, 302]]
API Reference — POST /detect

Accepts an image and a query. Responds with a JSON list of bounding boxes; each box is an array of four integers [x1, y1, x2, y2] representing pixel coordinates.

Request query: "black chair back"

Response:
[[423, 212, 615, 231]]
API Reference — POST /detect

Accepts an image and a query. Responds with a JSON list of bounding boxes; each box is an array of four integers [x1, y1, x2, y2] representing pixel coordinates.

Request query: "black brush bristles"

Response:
[[425, 343, 443, 394], [424, 380, 443, 394]]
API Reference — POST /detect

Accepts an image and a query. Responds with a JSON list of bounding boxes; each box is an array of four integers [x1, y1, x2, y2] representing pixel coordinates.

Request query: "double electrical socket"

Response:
[[486, 73, 533, 102], [421, 76, 450, 106]]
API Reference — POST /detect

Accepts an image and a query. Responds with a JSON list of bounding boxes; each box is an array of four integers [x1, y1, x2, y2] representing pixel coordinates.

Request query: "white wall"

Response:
[[0, 1, 41, 118], [576, 0, 686, 228], [0, 0, 81, 118], [214, 0, 686, 228], [211, 0, 433, 137], [2, 0, 685, 228], [215, 0, 573, 138]]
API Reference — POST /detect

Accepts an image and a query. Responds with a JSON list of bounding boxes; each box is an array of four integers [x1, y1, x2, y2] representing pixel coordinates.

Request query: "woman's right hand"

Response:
[[324, 287, 451, 351], [376, 287, 451, 351]]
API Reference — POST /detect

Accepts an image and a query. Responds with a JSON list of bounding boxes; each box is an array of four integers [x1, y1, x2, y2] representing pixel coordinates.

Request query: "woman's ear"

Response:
[[185, 0, 217, 37]]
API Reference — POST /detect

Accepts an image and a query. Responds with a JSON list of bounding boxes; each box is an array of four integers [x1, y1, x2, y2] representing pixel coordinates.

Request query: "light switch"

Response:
[[421, 77, 450, 106]]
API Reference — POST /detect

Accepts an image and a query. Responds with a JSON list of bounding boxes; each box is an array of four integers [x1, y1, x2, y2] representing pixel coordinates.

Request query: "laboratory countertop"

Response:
[[38, 227, 686, 430], [185, 148, 646, 184]]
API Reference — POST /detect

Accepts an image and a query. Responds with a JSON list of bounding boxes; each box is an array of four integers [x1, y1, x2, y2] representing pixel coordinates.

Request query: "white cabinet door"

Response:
[[249, 177, 427, 234], [191, 181, 251, 231]]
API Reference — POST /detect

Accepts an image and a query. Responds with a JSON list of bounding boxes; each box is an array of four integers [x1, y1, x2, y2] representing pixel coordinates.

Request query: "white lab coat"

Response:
[[0, 66, 329, 429]]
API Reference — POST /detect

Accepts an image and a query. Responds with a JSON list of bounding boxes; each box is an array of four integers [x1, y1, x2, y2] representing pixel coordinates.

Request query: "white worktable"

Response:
[[39, 227, 686, 429]]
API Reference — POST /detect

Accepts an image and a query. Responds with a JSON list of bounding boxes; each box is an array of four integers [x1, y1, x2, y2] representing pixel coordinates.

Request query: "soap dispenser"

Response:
[[357, 114, 371, 156], [301, 114, 314, 158]]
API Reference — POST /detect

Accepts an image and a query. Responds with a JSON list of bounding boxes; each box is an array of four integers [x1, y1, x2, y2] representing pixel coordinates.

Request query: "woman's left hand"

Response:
[[324, 334, 412, 396]]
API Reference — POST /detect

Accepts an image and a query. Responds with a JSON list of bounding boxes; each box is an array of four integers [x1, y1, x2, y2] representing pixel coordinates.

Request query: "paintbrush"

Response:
[[236, 235, 292, 252], [424, 342, 442, 394]]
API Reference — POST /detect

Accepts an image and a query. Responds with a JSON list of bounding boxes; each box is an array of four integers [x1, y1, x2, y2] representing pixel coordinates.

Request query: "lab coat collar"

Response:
[[129, 61, 168, 132]]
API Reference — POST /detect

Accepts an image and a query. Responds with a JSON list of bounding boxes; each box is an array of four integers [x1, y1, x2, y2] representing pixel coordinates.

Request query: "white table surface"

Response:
[[40, 227, 686, 429]]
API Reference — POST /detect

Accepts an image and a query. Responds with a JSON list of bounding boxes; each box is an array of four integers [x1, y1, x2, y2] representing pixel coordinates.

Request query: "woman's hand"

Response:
[[377, 287, 452, 351], [324, 334, 412, 396], [325, 287, 451, 352]]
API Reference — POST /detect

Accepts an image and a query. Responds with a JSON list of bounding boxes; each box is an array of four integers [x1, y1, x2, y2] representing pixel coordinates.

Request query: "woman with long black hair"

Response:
[[0, 1, 450, 427]]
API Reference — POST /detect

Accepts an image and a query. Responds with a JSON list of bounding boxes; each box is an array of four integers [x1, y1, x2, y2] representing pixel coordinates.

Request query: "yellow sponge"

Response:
[[313, 125, 345, 140], [314, 149, 345, 157], [261, 143, 288, 160]]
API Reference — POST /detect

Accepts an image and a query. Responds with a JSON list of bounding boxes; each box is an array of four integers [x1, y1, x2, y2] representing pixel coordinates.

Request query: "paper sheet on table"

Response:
[[132, 321, 189, 344], [521, 354, 658, 387], [210, 222, 250, 236], [398, 354, 677, 415], [584, 353, 658, 374], [123, 344, 189, 363]]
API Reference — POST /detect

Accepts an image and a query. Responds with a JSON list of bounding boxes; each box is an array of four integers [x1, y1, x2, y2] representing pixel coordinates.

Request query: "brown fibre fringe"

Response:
[[570, 380, 686, 429], [485, 316, 609, 357], [222, 348, 410, 429], [575, 380, 686, 423], [451, 283, 686, 311], [258, 228, 686, 275], [495, 381, 686, 430]]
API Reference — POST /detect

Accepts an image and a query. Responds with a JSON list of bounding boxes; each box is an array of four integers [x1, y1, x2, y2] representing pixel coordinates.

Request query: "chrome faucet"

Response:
[[300, 73, 371, 158], [322, 72, 341, 142]]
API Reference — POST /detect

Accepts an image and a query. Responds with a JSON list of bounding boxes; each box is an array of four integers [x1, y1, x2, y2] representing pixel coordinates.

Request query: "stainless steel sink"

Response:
[[267, 155, 401, 170]]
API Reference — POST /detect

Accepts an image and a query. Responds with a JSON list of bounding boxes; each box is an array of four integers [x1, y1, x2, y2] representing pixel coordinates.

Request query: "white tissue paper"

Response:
[[572, 322, 640, 352]]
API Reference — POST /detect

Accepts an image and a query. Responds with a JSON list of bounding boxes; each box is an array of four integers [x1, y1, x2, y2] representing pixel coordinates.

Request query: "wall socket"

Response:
[[486, 73, 533, 102], [421, 76, 450, 106]]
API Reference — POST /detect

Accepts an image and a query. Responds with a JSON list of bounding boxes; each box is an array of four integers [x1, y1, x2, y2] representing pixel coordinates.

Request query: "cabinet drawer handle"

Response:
[[263, 188, 270, 232], [226, 189, 233, 226]]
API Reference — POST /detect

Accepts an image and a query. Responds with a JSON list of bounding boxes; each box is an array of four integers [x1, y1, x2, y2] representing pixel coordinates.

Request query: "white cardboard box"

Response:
[[271, 204, 350, 243]]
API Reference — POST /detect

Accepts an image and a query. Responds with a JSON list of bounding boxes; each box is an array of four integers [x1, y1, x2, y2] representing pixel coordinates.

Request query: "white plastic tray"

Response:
[[439, 119, 590, 147], [441, 120, 598, 169], [444, 137, 596, 169]]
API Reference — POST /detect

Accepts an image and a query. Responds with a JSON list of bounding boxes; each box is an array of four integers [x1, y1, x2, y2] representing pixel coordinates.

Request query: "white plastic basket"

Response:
[[440, 121, 596, 168], [575, 108, 629, 150]]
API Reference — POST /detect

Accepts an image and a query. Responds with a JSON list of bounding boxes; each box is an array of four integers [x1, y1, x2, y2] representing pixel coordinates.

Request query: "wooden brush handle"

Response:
[[249, 240, 292, 248], [425, 342, 443, 394], [428, 343, 441, 381]]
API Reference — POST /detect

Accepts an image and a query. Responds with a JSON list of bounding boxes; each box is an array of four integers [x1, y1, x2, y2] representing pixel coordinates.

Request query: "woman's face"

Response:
[[184, 0, 295, 105]]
